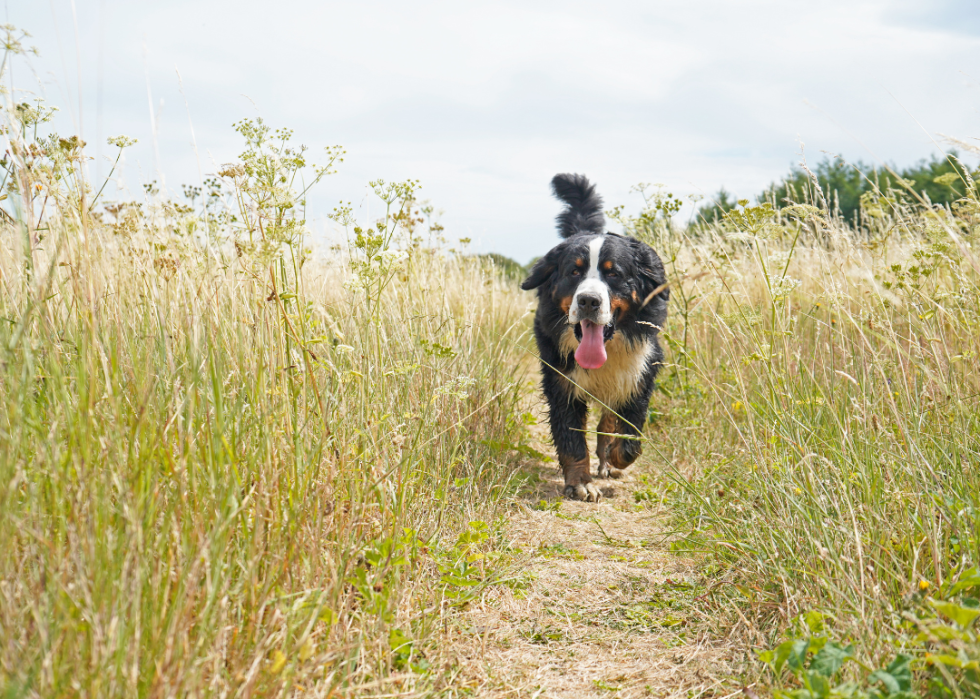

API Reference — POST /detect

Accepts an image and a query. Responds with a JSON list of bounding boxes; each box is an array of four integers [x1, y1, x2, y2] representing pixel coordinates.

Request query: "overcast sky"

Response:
[[6, 0, 980, 262]]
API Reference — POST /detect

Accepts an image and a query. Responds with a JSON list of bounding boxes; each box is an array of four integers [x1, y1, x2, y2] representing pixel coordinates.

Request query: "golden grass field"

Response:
[[2, 26, 980, 699]]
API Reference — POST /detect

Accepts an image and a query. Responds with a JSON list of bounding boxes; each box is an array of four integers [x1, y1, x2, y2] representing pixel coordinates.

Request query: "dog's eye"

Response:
[[571, 269, 582, 276], [606, 270, 617, 278]]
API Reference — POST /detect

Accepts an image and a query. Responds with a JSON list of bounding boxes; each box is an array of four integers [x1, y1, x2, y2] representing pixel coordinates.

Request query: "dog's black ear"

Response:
[[631, 239, 669, 303], [521, 247, 561, 291]]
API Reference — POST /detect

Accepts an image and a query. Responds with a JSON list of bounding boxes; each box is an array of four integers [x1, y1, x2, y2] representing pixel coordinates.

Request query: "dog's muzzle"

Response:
[[575, 291, 602, 322]]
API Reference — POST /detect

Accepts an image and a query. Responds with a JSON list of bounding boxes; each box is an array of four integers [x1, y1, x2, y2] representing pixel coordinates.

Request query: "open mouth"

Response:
[[573, 318, 614, 369]]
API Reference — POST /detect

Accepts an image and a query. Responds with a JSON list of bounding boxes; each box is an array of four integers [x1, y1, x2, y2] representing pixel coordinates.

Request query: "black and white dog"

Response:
[[521, 174, 669, 502]]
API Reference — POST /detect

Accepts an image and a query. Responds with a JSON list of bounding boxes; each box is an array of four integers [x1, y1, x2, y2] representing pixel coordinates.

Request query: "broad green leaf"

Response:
[[804, 611, 826, 634], [773, 638, 809, 674], [830, 681, 865, 699], [914, 624, 970, 642], [929, 598, 980, 628], [948, 566, 980, 595], [389, 627, 412, 653], [868, 669, 900, 695], [809, 642, 854, 678], [803, 669, 832, 697], [808, 635, 829, 655], [927, 653, 962, 668], [787, 639, 810, 672], [869, 654, 912, 694]]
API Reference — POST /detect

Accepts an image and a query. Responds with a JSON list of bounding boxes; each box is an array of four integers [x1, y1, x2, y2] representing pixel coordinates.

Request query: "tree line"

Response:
[[697, 152, 975, 225]]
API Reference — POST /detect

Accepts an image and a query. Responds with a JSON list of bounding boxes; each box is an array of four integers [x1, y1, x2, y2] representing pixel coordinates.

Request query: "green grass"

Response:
[[0, 40, 535, 694], [5, 21, 980, 697], [0, 226, 532, 696], [623, 176, 980, 694]]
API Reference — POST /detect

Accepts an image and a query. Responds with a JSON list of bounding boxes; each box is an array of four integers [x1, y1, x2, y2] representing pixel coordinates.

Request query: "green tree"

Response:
[[696, 187, 739, 223], [764, 153, 973, 223]]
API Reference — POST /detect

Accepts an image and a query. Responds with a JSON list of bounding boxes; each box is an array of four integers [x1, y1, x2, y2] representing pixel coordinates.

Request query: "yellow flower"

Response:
[[794, 487, 803, 496], [919, 579, 930, 591]]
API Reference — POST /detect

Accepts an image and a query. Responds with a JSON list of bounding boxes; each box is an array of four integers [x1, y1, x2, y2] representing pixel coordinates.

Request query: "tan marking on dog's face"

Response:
[[632, 290, 639, 302], [602, 260, 613, 271], [611, 296, 630, 316], [574, 257, 584, 267], [560, 296, 572, 314]]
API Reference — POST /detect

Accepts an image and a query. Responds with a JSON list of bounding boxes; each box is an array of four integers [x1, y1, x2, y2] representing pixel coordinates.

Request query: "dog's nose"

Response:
[[577, 292, 601, 310]]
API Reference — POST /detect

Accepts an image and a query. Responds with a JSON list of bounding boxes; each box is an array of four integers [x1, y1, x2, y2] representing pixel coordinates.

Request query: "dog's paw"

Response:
[[596, 463, 625, 479], [563, 482, 602, 502]]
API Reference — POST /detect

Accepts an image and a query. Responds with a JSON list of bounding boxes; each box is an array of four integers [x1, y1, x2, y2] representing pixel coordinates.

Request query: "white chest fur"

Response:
[[557, 327, 653, 409]]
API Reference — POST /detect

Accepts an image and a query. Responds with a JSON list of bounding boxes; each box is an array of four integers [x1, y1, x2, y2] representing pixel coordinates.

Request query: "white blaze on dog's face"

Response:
[[567, 236, 612, 326]]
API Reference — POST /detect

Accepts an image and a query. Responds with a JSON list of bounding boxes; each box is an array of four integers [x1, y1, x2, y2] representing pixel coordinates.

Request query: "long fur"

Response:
[[522, 174, 669, 502], [551, 173, 605, 238]]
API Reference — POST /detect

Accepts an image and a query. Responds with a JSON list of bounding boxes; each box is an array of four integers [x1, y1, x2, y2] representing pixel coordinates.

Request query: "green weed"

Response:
[[760, 612, 914, 698], [0, 28, 531, 697], [625, 150, 980, 692]]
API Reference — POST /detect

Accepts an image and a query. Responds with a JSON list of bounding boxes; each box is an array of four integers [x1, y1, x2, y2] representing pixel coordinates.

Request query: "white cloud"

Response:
[[7, 0, 980, 261]]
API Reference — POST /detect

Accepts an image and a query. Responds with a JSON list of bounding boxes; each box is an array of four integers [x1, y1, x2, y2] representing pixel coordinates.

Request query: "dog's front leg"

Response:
[[605, 394, 650, 473], [541, 365, 600, 502], [596, 411, 623, 479]]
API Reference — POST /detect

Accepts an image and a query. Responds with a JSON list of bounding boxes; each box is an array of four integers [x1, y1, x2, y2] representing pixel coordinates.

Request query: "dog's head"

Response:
[[521, 233, 668, 369]]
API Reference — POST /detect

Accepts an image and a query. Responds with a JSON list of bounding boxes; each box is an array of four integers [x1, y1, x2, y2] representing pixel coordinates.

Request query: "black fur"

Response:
[[522, 175, 669, 502], [551, 173, 605, 239]]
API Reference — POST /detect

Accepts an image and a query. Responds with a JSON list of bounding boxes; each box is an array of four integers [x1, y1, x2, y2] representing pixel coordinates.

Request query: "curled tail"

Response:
[[551, 173, 605, 238]]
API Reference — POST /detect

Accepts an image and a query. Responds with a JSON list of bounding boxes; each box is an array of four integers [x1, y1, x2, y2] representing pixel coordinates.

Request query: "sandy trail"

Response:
[[437, 393, 744, 698]]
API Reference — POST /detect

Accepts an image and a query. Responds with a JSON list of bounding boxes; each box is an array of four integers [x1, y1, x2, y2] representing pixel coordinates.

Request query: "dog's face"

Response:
[[521, 234, 667, 369]]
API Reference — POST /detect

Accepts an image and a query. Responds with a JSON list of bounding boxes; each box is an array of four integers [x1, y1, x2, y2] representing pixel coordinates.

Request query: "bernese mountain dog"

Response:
[[521, 174, 669, 502]]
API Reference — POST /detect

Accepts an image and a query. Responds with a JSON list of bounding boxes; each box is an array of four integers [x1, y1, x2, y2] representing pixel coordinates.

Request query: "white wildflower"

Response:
[[107, 135, 137, 148], [434, 376, 477, 400]]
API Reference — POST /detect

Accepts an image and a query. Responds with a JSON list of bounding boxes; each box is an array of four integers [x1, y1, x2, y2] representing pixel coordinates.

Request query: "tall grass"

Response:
[[0, 36, 531, 696], [624, 174, 980, 692]]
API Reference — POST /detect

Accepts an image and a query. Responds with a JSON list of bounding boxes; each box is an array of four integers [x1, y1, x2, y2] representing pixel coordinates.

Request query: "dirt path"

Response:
[[440, 396, 745, 698]]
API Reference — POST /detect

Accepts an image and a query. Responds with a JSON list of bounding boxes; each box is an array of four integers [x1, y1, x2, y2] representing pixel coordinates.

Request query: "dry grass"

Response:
[[0, 205, 532, 696], [621, 180, 980, 693], [431, 394, 746, 699], [5, 22, 980, 697], [0, 34, 738, 695]]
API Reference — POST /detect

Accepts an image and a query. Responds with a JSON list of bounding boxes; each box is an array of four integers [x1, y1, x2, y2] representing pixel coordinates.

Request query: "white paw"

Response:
[[563, 482, 602, 502]]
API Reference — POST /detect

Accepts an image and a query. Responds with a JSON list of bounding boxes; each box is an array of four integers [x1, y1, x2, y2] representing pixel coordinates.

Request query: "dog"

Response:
[[521, 174, 669, 502]]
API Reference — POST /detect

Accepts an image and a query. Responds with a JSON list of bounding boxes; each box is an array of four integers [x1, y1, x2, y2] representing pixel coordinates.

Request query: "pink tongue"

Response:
[[575, 320, 607, 369]]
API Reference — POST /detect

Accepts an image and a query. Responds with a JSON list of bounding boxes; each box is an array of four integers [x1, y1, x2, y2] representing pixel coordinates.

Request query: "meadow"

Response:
[[3, 23, 980, 698], [0, 35, 535, 694], [623, 170, 980, 696]]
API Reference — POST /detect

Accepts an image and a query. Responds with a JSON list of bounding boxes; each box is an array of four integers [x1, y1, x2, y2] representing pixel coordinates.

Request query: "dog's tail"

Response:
[[551, 173, 605, 239]]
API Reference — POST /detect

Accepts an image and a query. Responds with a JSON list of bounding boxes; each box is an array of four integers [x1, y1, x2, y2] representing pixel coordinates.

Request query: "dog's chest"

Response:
[[558, 328, 652, 408]]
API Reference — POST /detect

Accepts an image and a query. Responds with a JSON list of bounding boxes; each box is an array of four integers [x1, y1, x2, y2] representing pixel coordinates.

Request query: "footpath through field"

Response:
[[438, 392, 743, 699]]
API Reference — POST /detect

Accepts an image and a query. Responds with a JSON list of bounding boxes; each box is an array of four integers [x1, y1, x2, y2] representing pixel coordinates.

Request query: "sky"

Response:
[[5, 0, 980, 262]]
